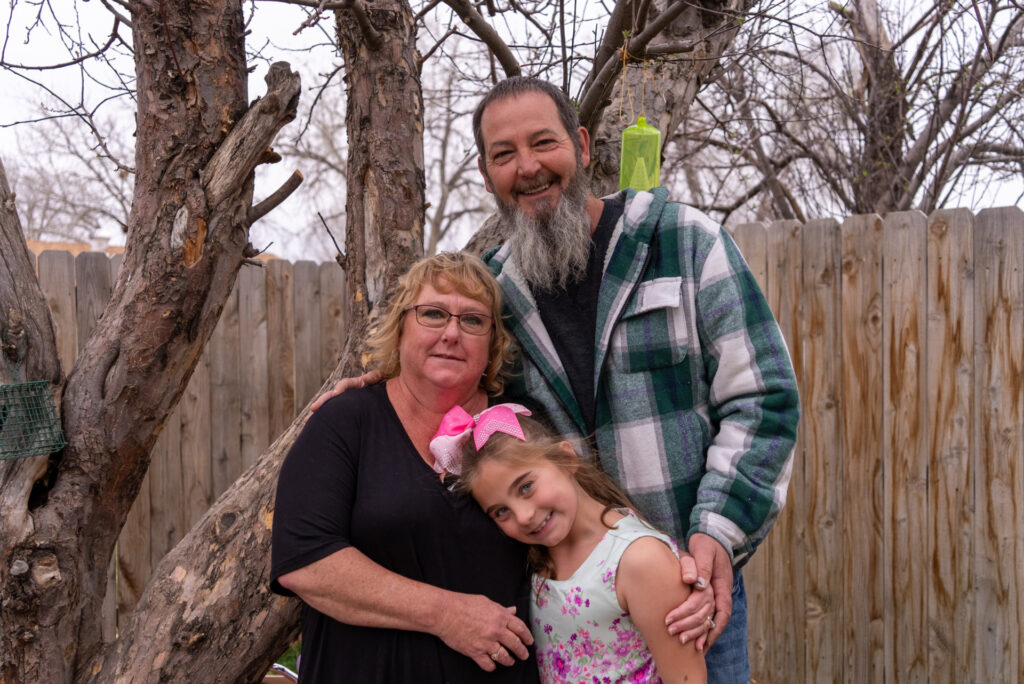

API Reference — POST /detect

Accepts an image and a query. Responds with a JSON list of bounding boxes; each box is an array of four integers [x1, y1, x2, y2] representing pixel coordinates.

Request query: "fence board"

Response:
[[149, 406, 184, 568], [319, 262, 347, 382], [210, 287, 242, 497], [731, 222, 771, 678], [293, 261, 322, 410], [180, 352, 212, 528], [239, 265, 270, 470], [765, 219, 804, 681], [973, 207, 1024, 683], [840, 214, 885, 683], [801, 218, 842, 682], [73, 251, 118, 642], [924, 209, 974, 683], [882, 211, 929, 683], [266, 260, 295, 440], [36, 250, 77, 371]]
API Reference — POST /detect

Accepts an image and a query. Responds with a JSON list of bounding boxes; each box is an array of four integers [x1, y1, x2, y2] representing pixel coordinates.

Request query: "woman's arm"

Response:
[[278, 545, 533, 672], [616, 537, 708, 684]]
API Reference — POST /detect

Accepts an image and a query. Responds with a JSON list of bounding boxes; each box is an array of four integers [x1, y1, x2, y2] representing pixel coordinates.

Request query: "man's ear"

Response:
[[478, 156, 494, 194], [577, 126, 592, 169]]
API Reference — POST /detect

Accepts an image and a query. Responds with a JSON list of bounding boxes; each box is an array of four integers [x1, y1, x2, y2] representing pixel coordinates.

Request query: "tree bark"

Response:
[[0, 160, 62, 388], [0, 1, 301, 680], [336, 0, 426, 334]]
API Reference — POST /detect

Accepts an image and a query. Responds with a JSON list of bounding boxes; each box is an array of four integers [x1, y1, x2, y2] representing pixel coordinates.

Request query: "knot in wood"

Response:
[[10, 559, 29, 576], [30, 552, 61, 589]]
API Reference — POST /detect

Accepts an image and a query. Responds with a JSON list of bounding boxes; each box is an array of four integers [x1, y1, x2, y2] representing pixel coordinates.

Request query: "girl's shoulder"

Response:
[[607, 510, 678, 558]]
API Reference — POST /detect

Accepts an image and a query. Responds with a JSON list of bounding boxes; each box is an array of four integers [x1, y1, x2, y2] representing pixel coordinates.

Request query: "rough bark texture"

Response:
[[0, 160, 62, 388], [336, 0, 426, 340], [0, 159, 65, 616], [0, 1, 301, 680]]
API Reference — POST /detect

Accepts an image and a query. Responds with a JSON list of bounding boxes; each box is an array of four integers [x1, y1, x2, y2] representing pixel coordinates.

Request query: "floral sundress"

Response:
[[530, 511, 678, 683]]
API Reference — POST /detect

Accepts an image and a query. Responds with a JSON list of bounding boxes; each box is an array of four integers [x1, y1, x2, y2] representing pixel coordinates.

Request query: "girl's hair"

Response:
[[363, 251, 515, 394], [457, 414, 637, 585]]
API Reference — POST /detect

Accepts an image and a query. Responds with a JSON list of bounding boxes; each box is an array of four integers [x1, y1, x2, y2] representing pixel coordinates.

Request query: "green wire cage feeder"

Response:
[[0, 380, 66, 460]]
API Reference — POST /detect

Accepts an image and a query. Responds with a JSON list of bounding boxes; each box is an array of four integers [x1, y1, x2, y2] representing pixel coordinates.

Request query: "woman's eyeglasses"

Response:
[[404, 305, 494, 336]]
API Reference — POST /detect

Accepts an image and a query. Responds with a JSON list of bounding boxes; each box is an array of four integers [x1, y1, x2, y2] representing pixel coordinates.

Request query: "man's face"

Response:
[[477, 92, 591, 221]]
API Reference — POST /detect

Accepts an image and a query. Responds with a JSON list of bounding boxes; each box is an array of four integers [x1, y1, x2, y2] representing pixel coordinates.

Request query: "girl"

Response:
[[431, 404, 707, 684]]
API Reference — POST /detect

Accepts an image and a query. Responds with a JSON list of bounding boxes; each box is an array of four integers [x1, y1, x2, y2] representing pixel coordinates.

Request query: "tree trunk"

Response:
[[78, 3, 428, 681], [841, 0, 908, 213], [0, 1, 301, 680], [336, 0, 426, 333]]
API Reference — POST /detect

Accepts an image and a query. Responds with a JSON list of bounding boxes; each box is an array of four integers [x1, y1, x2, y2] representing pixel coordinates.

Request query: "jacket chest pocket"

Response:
[[609, 277, 690, 373]]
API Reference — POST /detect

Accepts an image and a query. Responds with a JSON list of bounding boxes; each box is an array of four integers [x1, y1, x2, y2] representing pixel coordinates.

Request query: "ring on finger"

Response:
[[490, 647, 504, 660], [706, 616, 716, 630]]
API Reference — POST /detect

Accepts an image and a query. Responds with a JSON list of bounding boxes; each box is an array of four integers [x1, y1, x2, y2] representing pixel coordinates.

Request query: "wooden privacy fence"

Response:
[[732, 207, 1023, 684], [27, 249, 348, 640], [27, 205, 1024, 683]]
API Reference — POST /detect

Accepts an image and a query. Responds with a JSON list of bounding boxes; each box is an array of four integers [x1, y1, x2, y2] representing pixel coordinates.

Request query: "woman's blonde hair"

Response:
[[456, 414, 637, 587], [364, 251, 515, 394]]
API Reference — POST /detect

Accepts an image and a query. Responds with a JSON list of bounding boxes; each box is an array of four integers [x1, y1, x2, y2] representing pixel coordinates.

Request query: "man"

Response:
[[316, 77, 799, 682], [471, 77, 799, 682]]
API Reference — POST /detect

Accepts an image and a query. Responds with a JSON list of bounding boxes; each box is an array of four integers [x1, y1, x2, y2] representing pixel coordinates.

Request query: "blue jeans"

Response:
[[704, 570, 750, 684]]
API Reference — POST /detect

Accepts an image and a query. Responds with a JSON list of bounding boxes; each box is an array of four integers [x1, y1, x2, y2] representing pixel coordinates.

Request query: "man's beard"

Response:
[[496, 170, 593, 293]]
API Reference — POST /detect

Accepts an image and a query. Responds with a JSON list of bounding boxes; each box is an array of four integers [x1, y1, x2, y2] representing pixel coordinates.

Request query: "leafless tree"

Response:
[[6, 112, 133, 242], [667, 0, 1024, 224]]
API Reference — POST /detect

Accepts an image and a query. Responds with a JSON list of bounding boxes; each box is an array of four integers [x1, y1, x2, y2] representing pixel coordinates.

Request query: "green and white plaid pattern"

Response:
[[487, 187, 800, 568]]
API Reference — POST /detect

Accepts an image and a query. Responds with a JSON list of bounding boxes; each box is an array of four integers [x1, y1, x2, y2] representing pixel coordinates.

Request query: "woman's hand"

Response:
[[436, 595, 534, 671]]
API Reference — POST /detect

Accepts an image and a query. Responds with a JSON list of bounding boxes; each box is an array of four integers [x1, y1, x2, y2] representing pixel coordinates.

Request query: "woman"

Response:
[[271, 252, 538, 683]]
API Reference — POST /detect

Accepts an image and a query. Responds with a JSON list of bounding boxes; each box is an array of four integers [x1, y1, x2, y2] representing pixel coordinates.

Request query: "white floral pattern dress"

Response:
[[530, 511, 678, 683]]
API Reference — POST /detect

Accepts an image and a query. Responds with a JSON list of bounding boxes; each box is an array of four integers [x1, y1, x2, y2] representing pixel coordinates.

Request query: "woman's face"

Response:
[[397, 279, 493, 393]]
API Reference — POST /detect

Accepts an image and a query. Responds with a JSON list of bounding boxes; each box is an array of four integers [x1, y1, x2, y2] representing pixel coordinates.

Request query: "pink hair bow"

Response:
[[428, 403, 531, 478]]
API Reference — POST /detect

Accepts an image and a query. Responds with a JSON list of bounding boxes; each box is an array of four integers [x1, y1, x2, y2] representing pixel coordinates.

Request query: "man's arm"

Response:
[[669, 220, 800, 646], [690, 226, 799, 565]]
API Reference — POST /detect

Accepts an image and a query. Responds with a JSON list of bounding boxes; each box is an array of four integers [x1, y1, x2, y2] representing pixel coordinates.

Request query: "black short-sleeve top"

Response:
[[271, 383, 538, 683]]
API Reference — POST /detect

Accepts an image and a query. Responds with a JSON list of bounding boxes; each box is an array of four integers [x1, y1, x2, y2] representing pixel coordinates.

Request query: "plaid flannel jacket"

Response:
[[486, 187, 800, 567]]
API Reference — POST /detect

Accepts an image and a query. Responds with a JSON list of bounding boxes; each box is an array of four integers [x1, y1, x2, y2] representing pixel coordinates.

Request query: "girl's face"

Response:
[[470, 446, 581, 547]]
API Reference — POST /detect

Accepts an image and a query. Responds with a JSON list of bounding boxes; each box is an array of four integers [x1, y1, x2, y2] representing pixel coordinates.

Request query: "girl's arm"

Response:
[[616, 537, 708, 684]]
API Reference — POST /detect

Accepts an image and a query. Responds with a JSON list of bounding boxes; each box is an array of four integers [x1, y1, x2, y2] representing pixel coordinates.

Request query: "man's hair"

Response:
[[472, 77, 582, 157]]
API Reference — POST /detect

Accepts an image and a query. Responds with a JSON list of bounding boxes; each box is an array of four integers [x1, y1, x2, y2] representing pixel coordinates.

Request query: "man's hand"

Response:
[[308, 370, 383, 414], [436, 597, 533, 672], [664, 532, 733, 651]]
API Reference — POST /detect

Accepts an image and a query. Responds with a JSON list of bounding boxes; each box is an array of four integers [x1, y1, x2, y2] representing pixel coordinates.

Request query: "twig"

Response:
[[318, 211, 348, 270], [420, 26, 458, 66], [441, 0, 520, 77], [0, 20, 120, 70], [248, 170, 304, 224]]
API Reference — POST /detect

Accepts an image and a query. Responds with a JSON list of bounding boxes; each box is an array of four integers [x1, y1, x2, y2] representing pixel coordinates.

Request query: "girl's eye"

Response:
[[519, 481, 533, 496], [492, 507, 509, 521]]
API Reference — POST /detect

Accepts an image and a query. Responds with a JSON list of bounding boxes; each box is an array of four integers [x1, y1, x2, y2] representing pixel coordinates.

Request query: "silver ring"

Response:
[[490, 647, 503, 660], [707, 616, 716, 630]]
